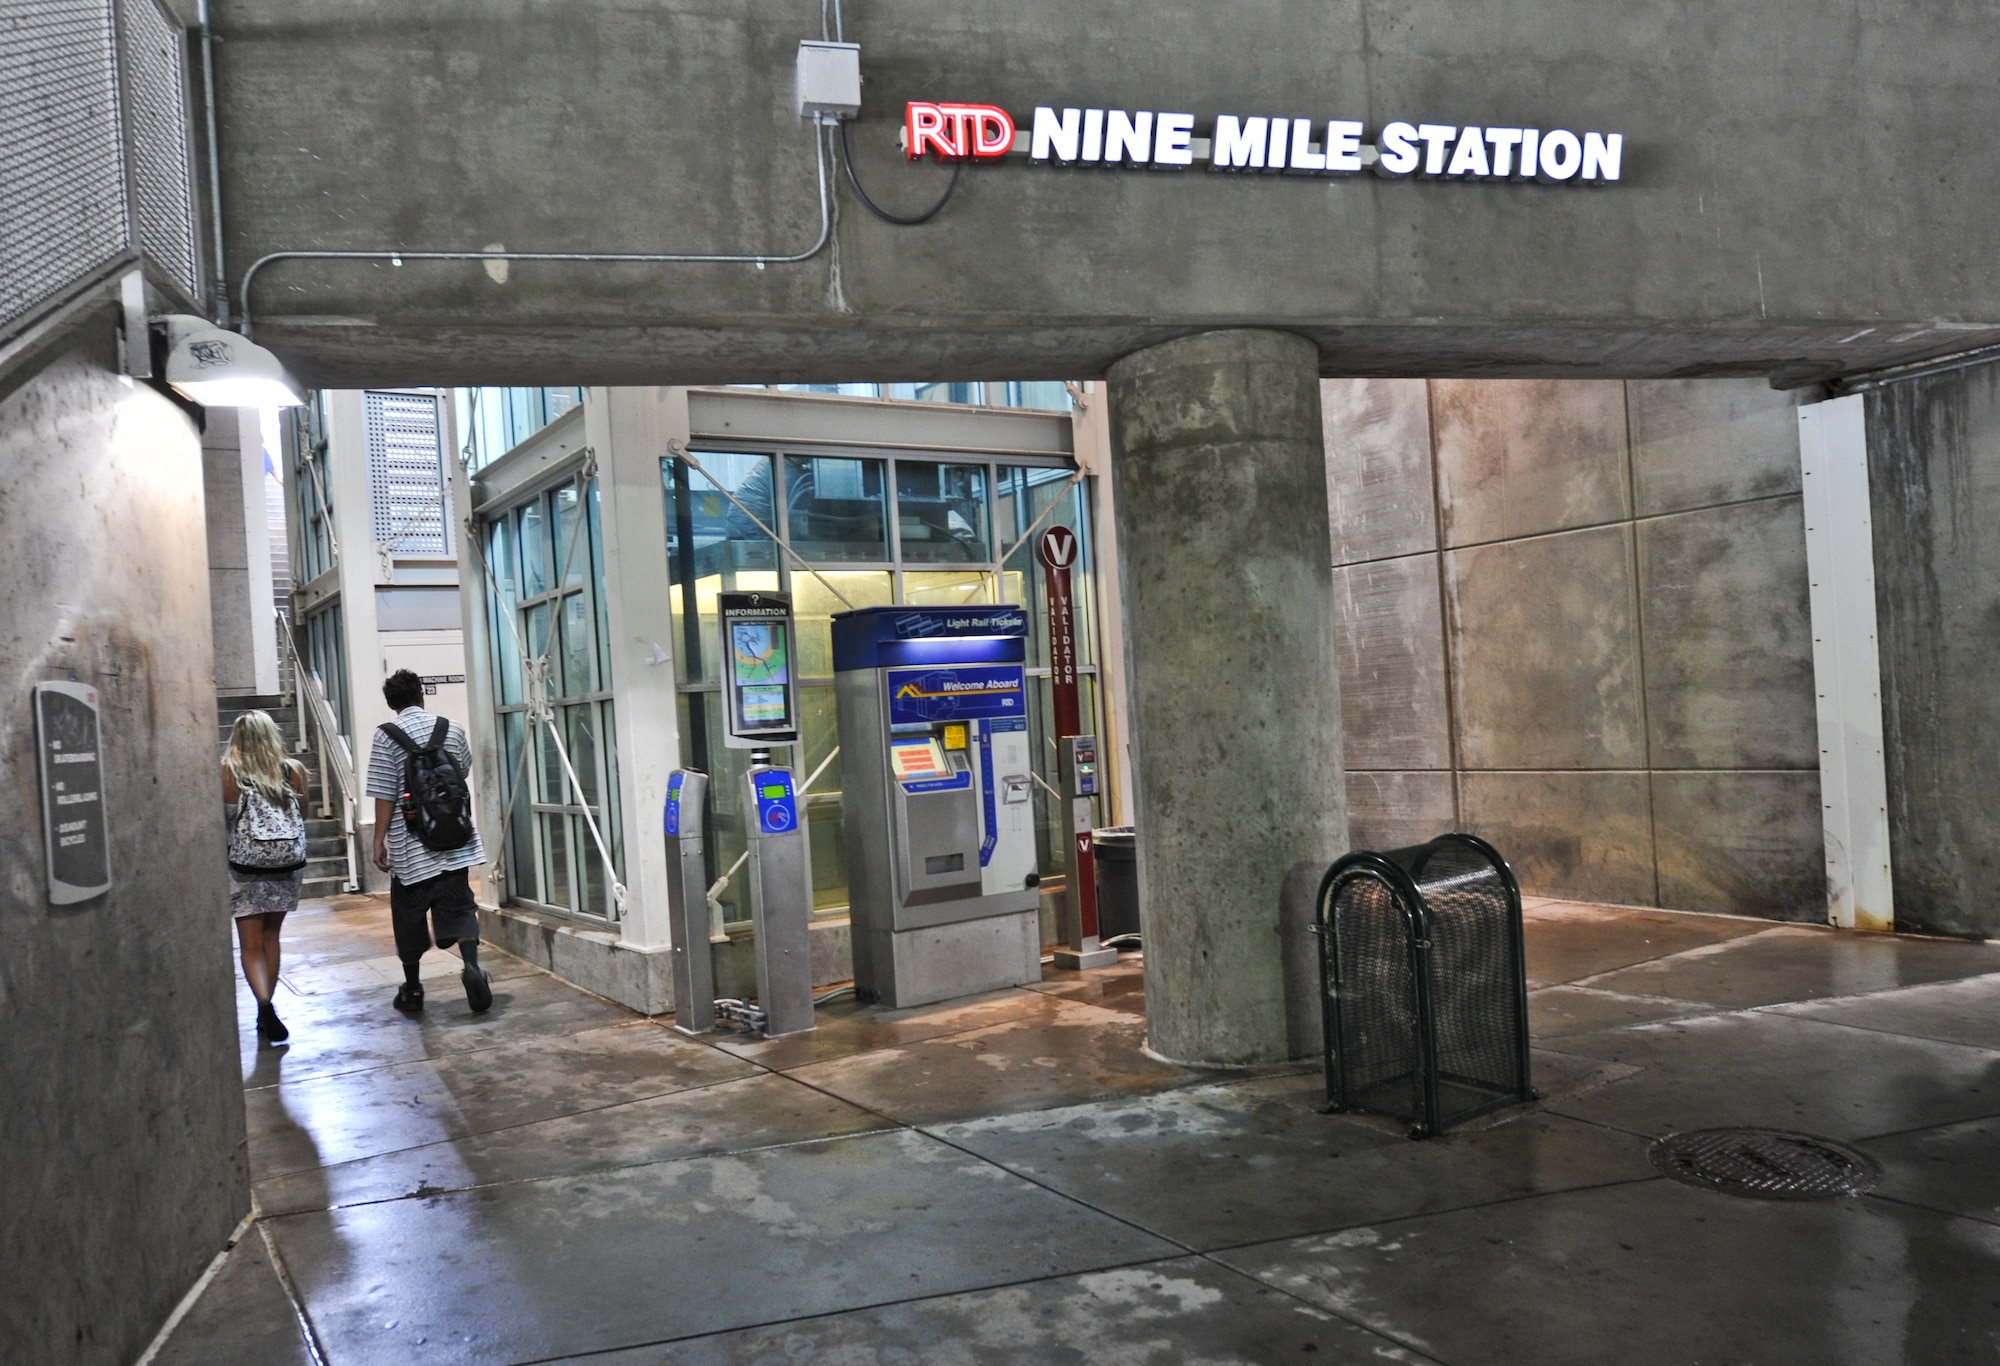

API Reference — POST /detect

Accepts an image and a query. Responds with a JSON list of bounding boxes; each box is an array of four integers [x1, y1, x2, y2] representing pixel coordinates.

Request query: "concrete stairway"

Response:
[[217, 695, 353, 901]]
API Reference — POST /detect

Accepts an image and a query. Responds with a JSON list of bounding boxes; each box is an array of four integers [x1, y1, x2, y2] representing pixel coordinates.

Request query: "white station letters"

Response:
[[906, 101, 1624, 184]]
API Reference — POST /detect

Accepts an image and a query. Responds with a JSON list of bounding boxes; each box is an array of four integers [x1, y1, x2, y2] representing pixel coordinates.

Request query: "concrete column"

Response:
[[1105, 330, 1345, 1067]]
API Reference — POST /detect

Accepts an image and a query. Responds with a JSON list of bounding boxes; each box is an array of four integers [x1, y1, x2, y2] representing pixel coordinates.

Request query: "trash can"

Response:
[[1314, 833, 1533, 1138], [1092, 826, 1140, 942]]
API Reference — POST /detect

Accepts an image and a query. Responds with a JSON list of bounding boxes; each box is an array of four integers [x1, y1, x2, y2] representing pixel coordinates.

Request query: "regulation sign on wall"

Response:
[[35, 681, 111, 905]]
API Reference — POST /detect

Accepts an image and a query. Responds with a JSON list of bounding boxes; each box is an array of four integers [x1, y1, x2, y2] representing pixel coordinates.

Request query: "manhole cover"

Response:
[[1650, 1128, 1881, 1201]]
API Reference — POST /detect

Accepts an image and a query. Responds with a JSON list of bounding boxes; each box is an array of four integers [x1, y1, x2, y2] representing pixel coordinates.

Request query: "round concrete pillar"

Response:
[[1105, 329, 1345, 1067]]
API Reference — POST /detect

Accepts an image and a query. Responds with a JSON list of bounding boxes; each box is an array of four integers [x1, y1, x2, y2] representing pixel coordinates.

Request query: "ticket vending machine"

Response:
[[833, 605, 1041, 1008]]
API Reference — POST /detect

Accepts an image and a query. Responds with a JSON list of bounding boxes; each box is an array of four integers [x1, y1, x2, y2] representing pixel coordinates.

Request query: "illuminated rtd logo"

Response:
[[904, 102, 1017, 161]]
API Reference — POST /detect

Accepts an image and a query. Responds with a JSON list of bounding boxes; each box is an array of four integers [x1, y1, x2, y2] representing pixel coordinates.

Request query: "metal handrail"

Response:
[[276, 608, 361, 892]]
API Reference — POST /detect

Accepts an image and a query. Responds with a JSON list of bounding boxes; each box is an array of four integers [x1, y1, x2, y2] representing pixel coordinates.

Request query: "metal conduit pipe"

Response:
[[234, 125, 834, 335]]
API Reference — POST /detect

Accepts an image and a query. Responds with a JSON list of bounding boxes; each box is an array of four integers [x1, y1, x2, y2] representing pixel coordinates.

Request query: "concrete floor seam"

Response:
[[1195, 1172, 1673, 1260], [1560, 926, 1797, 989], [262, 1124, 914, 1218], [1747, 1001, 2000, 1052], [1194, 1250, 1462, 1366], [238, 1016, 662, 1094], [1860, 1189, 2000, 1230], [485, 1248, 1234, 1366], [252, 1217, 331, 1366]]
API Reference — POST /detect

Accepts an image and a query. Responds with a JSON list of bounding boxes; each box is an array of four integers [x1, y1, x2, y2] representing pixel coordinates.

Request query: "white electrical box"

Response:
[[796, 41, 861, 121]]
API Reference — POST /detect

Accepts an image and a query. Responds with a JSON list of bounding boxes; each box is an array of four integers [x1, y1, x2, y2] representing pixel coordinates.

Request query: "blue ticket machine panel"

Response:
[[752, 768, 798, 835], [665, 770, 687, 836], [832, 606, 1042, 1008]]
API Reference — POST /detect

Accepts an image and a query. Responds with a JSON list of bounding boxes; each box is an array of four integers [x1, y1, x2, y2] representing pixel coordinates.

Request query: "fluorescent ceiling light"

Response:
[[158, 315, 305, 409]]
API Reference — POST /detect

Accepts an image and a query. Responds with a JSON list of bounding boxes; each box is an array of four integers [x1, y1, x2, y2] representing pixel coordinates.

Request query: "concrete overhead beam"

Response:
[[213, 1, 2000, 386]]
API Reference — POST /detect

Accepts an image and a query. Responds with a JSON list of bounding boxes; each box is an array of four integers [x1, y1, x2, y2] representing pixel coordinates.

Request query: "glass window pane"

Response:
[[665, 452, 778, 684], [502, 712, 534, 899], [600, 702, 623, 878], [792, 571, 893, 678], [576, 814, 607, 917], [536, 714, 569, 805], [998, 467, 1092, 670], [895, 461, 989, 563], [564, 704, 600, 808], [588, 477, 612, 687], [553, 480, 585, 585], [519, 499, 550, 597], [783, 454, 888, 562], [523, 601, 554, 677], [559, 592, 595, 696], [797, 684, 847, 914], [539, 812, 573, 909], [901, 570, 997, 608]]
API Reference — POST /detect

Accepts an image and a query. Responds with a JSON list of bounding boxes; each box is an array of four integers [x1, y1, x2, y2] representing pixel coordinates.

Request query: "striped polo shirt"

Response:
[[365, 707, 486, 882]]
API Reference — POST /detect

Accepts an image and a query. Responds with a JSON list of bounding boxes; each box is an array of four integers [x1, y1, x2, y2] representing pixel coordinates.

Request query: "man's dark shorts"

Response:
[[389, 867, 480, 961]]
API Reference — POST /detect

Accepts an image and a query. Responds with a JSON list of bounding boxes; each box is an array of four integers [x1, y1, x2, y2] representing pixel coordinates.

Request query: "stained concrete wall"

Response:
[[1330, 377, 1824, 918], [1867, 367, 2000, 940], [213, 0, 2000, 386], [0, 340, 249, 1363]]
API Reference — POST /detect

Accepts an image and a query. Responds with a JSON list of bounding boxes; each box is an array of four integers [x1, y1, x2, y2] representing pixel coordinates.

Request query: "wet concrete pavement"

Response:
[[155, 895, 2000, 1364]]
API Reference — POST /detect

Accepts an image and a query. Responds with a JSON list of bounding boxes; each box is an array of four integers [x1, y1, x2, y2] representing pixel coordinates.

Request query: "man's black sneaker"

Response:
[[463, 966, 493, 1014], [256, 1001, 290, 1043], [393, 981, 425, 1013]]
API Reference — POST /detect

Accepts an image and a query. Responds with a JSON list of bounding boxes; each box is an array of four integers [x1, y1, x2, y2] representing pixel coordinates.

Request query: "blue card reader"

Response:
[[752, 768, 798, 835]]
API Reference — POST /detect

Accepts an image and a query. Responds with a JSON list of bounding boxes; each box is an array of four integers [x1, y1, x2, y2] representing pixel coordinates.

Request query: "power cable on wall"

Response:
[[838, 121, 964, 226]]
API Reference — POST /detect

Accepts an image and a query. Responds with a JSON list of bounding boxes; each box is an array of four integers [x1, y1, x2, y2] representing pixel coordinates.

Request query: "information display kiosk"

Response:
[[833, 605, 1040, 1007]]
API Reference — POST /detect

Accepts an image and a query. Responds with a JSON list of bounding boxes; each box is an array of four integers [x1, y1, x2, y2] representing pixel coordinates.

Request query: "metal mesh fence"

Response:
[[119, 0, 198, 301], [2, 0, 199, 340], [1317, 833, 1533, 1137], [0, 0, 129, 330]]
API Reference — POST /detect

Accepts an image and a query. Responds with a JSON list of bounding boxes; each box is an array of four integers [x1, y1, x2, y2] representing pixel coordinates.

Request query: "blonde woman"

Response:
[[222, 711, 310, 1042]]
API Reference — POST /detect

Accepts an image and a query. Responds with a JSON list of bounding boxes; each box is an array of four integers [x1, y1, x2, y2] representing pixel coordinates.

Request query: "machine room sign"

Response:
[[905, 102, 1623, 183]]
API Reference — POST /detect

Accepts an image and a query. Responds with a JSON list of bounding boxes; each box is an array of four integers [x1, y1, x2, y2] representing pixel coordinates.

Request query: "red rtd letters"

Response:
[[904, 102, 1017, 160]]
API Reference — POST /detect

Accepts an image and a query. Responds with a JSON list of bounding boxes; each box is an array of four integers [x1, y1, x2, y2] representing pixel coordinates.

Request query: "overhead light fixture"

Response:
[[157, 314, 305, 409]]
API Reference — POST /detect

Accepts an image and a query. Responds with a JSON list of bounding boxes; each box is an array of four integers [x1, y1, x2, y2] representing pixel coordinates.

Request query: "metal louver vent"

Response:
[[365, 391, 452, 556], [119, 0, 198, 301], [0, 0, 129, 331]]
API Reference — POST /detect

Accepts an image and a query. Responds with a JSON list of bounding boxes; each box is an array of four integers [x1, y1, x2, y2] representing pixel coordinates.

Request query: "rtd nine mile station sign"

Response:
[[904, 102, 1624, 184]]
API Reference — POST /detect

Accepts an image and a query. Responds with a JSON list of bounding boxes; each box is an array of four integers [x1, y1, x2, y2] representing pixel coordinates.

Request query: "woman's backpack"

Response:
[[228, 781, 307, 874]]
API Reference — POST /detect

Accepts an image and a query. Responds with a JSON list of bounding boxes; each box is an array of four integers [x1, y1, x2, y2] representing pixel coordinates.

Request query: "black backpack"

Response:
[[380, 717, 476, 852]]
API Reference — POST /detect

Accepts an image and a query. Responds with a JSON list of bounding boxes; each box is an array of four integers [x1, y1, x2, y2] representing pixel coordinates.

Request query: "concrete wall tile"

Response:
[[1323, 378, 1435, 565], [1335, 554, 1450, 770], [1346, 770, 1455, 853], [1432, 379, 1630, 546], [1652, 771, 1825, 921], [1445, 524, 1647, 770], [1628, 379, 1802, 517], [1636, 497, 1816, 770], [1458, 771, 1657, 907]]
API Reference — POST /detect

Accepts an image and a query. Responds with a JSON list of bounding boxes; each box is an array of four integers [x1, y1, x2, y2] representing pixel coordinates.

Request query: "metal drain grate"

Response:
[[1650, 1128, 1882, 1201]]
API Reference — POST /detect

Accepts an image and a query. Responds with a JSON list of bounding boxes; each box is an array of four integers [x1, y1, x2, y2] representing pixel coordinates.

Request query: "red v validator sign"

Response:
[[904, 101, 1623, 183]]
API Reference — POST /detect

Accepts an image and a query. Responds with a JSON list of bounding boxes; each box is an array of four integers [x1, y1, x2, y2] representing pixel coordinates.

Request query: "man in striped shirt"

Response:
[[367, 669, 491, 1014]]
